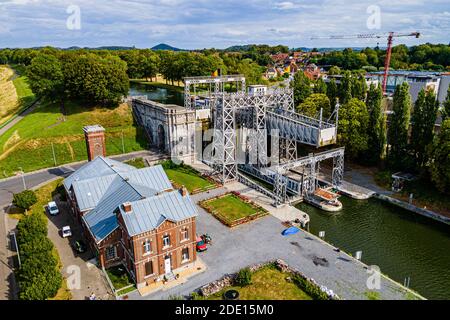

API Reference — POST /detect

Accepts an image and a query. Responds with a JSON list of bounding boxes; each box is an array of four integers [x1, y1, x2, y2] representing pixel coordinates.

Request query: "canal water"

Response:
[[129, 82, 184, 105], [296, 197, 450, 300], [129, 82, 450, 300]]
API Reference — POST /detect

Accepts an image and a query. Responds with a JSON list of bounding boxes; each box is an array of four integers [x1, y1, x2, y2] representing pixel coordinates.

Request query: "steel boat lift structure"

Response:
[[184, 75, 345, 207]]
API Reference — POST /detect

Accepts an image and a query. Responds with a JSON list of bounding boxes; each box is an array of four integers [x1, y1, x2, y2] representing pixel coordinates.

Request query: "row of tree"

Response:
[[290, 69, 450, 193], [318, 44, 450, 72], [17, 210, 62, 300]]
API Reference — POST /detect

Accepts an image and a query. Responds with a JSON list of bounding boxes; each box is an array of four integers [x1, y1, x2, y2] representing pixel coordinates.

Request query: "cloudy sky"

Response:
[[0, 0, 449, 49]]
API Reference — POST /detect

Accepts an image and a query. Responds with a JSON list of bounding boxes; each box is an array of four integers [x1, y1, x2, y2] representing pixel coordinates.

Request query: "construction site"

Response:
[[132, 74, 345, 212]]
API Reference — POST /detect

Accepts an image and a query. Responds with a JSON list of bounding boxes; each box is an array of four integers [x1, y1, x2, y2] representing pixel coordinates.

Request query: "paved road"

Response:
[[0, 100, 40, 136], [0, 150, 163, 300], [128, 186, 421, 301]]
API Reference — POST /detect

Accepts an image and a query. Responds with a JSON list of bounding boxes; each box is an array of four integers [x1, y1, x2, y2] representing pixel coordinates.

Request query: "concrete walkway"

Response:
[[128, 182, 423, 300], [0, 100, 40, 136]]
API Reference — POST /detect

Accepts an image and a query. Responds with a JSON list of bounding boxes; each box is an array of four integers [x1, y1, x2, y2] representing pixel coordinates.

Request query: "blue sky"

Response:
[[0, 0, 449, 49]]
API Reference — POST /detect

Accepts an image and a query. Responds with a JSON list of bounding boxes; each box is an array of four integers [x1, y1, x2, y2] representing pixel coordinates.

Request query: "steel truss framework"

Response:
[[184, 75, 246, 110], [184, 75, 343, 206]]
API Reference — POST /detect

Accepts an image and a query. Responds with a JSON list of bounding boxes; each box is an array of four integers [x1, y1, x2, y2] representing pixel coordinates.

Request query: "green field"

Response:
[[207, 265, 312, 300], [163, 165, 215, 193], [0, 101, 146, 177], [201, 193, 261, 222]]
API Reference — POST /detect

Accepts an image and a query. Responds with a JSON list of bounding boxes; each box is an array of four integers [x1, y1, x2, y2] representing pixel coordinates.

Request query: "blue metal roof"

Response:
[[119, 190, 198, 237], [63, 156, 134, 191], [78, 164, 174, 243]]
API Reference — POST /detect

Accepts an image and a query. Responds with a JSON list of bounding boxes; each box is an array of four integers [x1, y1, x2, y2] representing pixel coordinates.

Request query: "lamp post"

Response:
[[18, 167, 26, 190]]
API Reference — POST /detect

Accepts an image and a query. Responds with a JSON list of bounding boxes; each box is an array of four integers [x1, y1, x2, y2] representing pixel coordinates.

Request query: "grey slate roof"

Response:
[[63, 156, 134, 191], [119, 190, 198, 237], [71, 163, 174, 243]]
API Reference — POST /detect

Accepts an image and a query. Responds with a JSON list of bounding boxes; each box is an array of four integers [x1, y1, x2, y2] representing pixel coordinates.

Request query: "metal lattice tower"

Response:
[[212, 95, 238, 183]]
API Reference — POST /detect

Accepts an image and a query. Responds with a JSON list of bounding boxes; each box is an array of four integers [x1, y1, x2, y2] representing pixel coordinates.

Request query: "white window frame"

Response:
[[181, 228, 189, 242], [181, 247, 189, 263], [143, 239, 151, 255], [162, 235, 170, 248]]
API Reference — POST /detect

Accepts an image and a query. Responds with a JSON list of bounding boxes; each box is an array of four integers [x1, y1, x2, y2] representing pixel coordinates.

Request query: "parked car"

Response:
[[72, 240, 87, 254], [47, 201, 59, 216], [196, 235, 207, 252], [62, 226, 72, 238]]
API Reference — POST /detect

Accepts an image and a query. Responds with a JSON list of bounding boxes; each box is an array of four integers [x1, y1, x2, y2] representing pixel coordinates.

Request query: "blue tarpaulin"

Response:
[[282, 227, 300, 236]]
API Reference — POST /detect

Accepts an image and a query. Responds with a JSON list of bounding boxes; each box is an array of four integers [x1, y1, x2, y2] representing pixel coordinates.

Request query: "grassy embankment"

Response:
[[0, 101, 146, 177], [0, 64, 35, 126]]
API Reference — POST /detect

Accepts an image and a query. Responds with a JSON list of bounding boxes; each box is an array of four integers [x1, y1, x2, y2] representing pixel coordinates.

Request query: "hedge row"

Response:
[[17, 213, 62, 300]]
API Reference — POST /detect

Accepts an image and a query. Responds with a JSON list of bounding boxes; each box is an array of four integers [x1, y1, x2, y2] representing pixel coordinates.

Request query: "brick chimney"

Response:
[[123, 202, 132, 213], [83, 125, 106, 161], [180, 186, 188, 197]]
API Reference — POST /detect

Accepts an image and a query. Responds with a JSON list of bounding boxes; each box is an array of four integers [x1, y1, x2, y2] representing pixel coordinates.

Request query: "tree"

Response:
[[296, 94, 331, 118], [290, 71, 311, 106], [16, 212, 47, 245], [339, 71, 352, 104], [442, 85, 450, 121], [13, 190, 37, 211], [410, 88, 439, 170], [388, 82, 412, 169], [313, 78, 327, 94], [429, 119, 450, 193], [26, 54, 63, 99], [351, 74, 367, 101], [326, 78, 338, 113], [328, 66, 341, 75], [338, 98, 370, 159], [365, 84, 386, 165]]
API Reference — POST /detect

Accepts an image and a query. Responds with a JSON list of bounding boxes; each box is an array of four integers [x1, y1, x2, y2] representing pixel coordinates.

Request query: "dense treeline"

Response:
[[290, 69, 450, 193], [318, 44, 450, 71], [0, 47, 267, 92]]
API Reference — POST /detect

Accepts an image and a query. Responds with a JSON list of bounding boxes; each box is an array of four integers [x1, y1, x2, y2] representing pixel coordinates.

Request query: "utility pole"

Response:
[[121, 130, 125, 154], [51, 142, 57, 166], [18, 167, 26, 190]]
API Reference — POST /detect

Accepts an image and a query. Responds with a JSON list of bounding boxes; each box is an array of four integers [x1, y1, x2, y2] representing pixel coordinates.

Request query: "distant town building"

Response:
[[303, 64, 322, 80]]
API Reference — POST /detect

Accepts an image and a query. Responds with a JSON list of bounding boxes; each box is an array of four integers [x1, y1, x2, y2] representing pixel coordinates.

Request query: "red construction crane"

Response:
[[311, 32, 420, 94]]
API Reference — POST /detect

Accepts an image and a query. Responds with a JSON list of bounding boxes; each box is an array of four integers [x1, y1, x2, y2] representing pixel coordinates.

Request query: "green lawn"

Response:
[[164, 165, 215, 193], [0, 101, 146, 177], [203, 194, 259, 221], [124, 157, 147, 169], [106, 265, 134, 291], [207, 265, 312, 300]]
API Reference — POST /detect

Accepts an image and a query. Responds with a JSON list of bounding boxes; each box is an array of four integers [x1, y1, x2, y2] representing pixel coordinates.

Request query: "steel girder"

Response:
[[212, 95, 237, 184], [184, 75, 246, 110]]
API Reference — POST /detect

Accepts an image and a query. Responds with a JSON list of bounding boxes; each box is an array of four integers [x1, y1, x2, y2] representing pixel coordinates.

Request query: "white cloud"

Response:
[[0, 0, 448, 48]]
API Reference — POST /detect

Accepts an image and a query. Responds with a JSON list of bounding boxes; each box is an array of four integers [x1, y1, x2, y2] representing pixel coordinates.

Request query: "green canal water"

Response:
[[296, 197, 450, 300], [129, 82, 184, 105]]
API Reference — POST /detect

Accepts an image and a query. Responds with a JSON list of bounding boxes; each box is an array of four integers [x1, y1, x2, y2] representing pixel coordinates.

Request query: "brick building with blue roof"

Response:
[[64, 126, 198, 288]]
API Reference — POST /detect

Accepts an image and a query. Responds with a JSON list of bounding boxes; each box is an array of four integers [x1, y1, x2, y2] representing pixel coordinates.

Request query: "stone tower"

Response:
[[83, 125, 106, 161]]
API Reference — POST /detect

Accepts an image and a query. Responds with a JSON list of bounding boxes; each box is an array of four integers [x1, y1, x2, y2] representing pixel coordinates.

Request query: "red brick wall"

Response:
[[85, 131, 106, 161]]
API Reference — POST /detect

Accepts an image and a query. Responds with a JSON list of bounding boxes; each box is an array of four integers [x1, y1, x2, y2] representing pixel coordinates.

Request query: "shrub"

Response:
[[13, 190, 37, 210], [16, 213, 47, 245], [236, 267, 252, 287], [16, 213, 62, 300], [292, 275, 329, 300]]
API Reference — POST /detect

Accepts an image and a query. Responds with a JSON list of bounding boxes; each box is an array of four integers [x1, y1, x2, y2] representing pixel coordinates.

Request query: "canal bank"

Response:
[[296, 196, 450, 300]]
